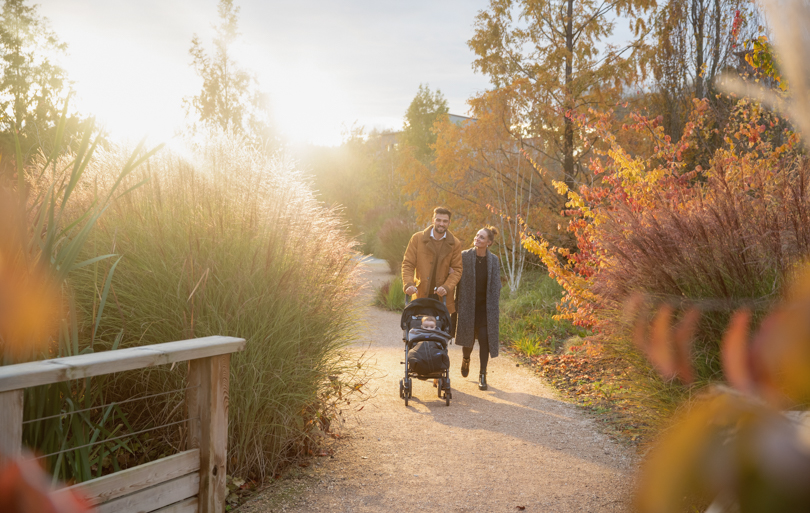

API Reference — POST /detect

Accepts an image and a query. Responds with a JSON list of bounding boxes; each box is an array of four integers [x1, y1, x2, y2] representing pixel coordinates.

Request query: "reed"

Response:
[[71, 132, 364, 480], [374, 277, 406, 311], [1, 103, 162, 484], [597, 157, 810, 384]]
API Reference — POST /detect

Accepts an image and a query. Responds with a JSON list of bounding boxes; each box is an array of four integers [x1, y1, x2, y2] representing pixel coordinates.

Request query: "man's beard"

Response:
[[434, 225, 446, 234]]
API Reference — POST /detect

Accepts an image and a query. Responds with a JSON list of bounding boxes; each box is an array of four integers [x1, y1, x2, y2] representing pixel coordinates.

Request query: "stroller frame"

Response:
[[399, 297, 452, 407]]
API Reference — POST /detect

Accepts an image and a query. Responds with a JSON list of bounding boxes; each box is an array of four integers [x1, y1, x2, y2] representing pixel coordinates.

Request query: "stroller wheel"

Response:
[[405, 379, 412, 398], [399, 380, 404, 399], [437, 378, 443, 398], [445, 393, 451, 406]]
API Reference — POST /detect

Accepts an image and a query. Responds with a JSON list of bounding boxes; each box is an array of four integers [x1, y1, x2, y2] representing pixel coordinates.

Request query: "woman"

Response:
[[455, 226, 501, 390]]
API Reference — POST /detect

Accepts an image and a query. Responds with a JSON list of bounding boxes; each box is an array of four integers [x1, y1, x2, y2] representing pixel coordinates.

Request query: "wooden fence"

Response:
[[0, 335, 246, 513]]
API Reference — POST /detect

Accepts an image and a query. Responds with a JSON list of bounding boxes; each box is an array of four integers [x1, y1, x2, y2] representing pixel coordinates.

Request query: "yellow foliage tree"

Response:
[[398, 88, 571, 293], [468, 0, 655, 189]]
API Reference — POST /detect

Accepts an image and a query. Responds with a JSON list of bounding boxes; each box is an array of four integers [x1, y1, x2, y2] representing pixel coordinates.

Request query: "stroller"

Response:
[[399, 297, 453, 406]]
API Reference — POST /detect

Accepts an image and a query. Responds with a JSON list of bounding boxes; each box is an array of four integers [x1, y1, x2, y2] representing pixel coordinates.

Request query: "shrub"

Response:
[[374, 276, 406, 311], [72, 132, 364, 480], [523, 98, 810, 416], [375, 217, 417, 274], [499, 270, 586, 354], [512, 336, 548, 357]]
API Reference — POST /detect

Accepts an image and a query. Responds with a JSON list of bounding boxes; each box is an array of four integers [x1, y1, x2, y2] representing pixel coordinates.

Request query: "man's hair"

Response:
[[433, 207, 452, 219]]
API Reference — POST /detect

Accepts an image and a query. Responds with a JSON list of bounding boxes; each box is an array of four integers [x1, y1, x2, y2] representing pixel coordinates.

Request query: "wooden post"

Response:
[[186, 355, 230, 513], [0, 389, 24, 459]]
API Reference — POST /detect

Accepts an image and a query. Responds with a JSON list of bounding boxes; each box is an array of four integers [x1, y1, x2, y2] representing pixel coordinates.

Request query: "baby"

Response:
[[420, 315, 436, 330], [407, 315, 438, 338], [408, 315, 442, 388]]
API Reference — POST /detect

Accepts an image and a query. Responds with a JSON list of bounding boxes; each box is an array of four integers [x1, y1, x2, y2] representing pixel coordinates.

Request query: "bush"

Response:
[[375, 217, 417, 274], [524, 99, 810, 419], [374, 276, 406, 311], [72, 132, 364, 480], [499, 270, 587, 354]]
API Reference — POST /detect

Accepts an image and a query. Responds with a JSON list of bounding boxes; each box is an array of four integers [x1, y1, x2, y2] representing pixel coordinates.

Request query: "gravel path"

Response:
[[241, 259, 635, 512]]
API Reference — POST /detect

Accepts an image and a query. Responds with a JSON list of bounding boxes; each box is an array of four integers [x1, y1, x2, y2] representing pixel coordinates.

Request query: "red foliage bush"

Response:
[[526, 97, 810, 381]]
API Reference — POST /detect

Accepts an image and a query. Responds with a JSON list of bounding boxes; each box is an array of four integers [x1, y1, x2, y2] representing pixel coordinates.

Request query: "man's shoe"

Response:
[[478, 373, 488, 391], [461, 358, 470, 378]]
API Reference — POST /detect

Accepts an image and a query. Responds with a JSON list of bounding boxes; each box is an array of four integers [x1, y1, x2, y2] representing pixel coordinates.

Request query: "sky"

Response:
[[36, 0, 493, 146]]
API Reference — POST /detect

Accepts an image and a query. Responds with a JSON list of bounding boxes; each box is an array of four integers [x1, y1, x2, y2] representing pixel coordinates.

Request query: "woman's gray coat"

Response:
[[455, 248, 501, 357]]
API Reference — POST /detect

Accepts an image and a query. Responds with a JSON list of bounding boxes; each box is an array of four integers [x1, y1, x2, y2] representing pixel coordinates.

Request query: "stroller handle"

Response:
[[406, 289, 446, 306]]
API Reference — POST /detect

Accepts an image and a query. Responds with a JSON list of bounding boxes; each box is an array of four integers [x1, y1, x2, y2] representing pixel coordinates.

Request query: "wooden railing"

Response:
[[0, 335, 246, 513]]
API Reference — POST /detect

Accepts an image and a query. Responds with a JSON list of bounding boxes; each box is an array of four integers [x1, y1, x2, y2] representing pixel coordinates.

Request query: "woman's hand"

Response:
[[405, 286, 417, 295]]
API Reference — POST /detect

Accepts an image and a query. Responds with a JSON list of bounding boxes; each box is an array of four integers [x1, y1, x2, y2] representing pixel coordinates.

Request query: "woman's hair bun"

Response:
[[483, 225, 498, 240]]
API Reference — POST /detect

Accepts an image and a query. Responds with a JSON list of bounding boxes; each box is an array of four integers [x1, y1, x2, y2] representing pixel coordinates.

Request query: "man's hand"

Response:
[[405, 286, 417, 295], [436, 286, 447, 297]]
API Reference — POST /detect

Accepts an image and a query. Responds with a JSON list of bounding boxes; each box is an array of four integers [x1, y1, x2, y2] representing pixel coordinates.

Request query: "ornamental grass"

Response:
[[70, 132, 365, 480]]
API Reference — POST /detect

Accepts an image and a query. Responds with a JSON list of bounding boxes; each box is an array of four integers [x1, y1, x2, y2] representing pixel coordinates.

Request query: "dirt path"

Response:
[[241, 259, 636, 512]]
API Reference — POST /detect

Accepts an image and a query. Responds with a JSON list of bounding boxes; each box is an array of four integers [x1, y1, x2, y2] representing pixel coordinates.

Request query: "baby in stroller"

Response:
[[400, 298, 453, 406], [409, 315, 436, 333], [408, 315, 441, 387]]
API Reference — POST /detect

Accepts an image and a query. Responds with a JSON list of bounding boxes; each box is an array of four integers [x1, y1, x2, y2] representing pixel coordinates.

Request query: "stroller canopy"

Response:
[[400, 297, 451, 331]]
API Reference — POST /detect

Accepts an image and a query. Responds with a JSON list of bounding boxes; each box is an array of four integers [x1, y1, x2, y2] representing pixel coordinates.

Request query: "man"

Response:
[[401, 207, 463, 315]]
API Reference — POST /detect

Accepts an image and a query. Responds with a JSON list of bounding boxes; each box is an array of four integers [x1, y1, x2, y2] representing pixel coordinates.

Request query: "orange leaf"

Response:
[[648, 304, 676, 379], [673, 307, 700, 384], [721, 309, 753, 393]]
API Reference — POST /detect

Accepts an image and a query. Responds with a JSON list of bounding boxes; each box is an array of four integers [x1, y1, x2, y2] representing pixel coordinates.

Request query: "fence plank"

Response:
[[188, 355, 229, 513], [0, 389, 23, 457], [94, 473, 199, 513], [0, 336, 245, 392], [153, 497, 198, 513], [57, 449, 200, 505]]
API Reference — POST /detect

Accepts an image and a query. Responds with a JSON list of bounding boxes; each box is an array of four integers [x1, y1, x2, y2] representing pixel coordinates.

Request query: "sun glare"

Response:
[[266, 63, 352, 147], [37, 2, 371, 148], [60, 34, 189, 145], [225, 39, 354, 147]]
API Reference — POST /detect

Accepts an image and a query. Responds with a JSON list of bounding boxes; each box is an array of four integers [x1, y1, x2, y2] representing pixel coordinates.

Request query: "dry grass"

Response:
[[597, 158, 810, 385], [70, 131, 368, 480]]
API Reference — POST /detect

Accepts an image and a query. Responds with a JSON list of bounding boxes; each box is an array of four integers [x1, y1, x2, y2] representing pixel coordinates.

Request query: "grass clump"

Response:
[[1, 110, 162, 484], [72, 132, 365, 480], [374, 276, 406, 311], [499, 269, 587, 354]]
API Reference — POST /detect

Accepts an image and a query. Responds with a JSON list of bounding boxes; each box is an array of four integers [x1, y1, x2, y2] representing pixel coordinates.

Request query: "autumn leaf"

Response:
[[721, 309, 753, 394]]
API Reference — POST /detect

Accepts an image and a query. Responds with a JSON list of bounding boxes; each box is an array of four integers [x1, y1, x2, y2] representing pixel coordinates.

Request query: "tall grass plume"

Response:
[[72, 131, 366, 480]]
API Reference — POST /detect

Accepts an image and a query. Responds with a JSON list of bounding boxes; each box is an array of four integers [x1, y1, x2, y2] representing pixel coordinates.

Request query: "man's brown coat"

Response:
[[401, 226, 463, 314]]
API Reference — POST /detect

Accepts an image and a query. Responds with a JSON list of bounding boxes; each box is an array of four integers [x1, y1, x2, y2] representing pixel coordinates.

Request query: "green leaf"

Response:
[[92, 257, 123, 347]]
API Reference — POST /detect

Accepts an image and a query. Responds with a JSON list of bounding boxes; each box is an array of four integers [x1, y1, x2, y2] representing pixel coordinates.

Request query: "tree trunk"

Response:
[[708, 0, 721, 91], [563, 0, 575, 189], [691, 0, 706, 99]]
